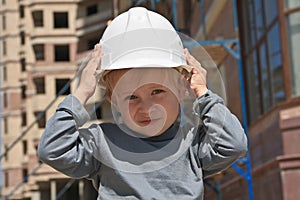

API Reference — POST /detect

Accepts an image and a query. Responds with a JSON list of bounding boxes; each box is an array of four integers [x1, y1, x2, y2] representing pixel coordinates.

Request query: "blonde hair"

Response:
[[100, 66, 190, 102], [100, 69, 129, 101]]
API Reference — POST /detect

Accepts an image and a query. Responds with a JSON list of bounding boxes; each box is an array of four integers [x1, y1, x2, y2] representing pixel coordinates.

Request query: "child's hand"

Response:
[[184, 48, 208, 97], [74, 44, 102, 104]]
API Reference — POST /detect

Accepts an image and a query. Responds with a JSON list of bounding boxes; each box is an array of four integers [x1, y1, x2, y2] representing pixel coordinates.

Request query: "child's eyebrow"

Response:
[[118, 91, 136, 98], [147, 85, 165, 89], [117, 84, 167, 94]]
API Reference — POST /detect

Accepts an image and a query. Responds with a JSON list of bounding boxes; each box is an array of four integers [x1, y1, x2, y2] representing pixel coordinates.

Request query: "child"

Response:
[[38, 7, 247, 200]]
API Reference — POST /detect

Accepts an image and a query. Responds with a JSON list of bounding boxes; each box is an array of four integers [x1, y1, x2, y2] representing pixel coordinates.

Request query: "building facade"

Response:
[[1, 0, 300, 199], [238, 1, 300, 199], [0, 0, 112, 199], [190, 0, 300, 199]]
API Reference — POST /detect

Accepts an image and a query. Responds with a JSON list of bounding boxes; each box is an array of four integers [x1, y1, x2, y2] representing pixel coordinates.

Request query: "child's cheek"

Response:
[[119, 103, 135, 121]]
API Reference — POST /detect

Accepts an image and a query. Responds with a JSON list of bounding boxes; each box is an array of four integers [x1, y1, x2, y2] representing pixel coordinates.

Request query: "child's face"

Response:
[[109, 68, 181, 137]]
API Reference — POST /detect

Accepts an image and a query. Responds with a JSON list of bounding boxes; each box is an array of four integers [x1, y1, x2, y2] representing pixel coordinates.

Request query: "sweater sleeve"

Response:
[[193, 90, 248, 178], [38, 94, 101, 178]]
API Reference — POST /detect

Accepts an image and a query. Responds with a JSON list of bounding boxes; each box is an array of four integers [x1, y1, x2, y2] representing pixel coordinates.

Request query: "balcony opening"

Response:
[[34, 111, 46, 128], [32, 10, 43, 27], [3, 40, 7, 55], [4, 145, 8, 161], [21, 111, 27, 127], [87, 4, 98, 16], [20, 58, 26, 72], [33, 44, 45, 61], [22, 140, 28, 155], [4, 172, 9, 187], [56, 78, 70, 96], [88, 38, 99, 50], [3, 64, 7, 81], [2, 15, 6, 30], [54, 45, 70, 62], [21, 85, 26, 99], [33, 77, 45, 94], [4, 118, 8, 134], [19, 5, 25, 18], [54, 12, 68, 28], [20, 31, 25, 45], [3, 92, 7, 108], [22, 168, 28, 182]]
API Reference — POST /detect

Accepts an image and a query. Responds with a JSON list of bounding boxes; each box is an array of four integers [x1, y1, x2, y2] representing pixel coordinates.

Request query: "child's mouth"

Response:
[[140, 120, 151, 126], [138, 118, 160, 126]]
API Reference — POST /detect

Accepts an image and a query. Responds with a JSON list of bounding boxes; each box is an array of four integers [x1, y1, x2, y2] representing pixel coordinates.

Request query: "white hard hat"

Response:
[[99, 7, 187, 70]]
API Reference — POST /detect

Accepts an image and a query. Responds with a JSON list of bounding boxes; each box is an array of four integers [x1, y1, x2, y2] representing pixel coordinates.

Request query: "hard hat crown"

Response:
[[100, 7, 186, 70]]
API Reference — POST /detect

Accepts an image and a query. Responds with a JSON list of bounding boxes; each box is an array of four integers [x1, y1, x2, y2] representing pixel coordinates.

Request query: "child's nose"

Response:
[[137, 99, 153, 114]]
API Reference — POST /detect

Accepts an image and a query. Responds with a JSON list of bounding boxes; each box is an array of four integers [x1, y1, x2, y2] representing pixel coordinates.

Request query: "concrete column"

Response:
[[31, 191, 41, 200], [79, 179, 84, 200], [50, 180, 56, 200]]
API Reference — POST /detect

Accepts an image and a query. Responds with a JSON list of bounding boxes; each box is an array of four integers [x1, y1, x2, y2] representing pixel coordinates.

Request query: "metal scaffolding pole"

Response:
[[231, 0, 254, 199]]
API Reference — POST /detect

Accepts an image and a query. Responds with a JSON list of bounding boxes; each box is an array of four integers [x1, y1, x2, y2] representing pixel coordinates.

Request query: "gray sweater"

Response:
[[38, 90, 247, 200]]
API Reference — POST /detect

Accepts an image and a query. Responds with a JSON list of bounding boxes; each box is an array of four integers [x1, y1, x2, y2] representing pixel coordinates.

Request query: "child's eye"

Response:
[[125, 95, 138, 101], [151, 89, 165, 95]]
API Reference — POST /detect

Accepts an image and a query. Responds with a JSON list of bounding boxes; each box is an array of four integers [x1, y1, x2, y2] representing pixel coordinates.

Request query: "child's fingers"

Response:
[[184, 48, 206, 76], [89, 44, 102, 70], [184, 48, 201, 69], [191, 67, 199, 74], [91, 44, 100, 58], [183, 48, 208, 96]]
